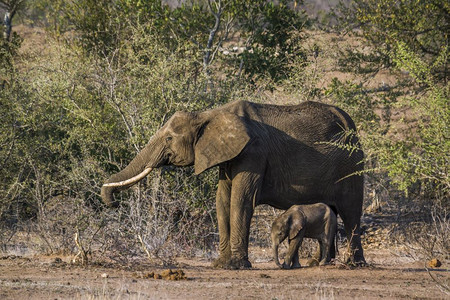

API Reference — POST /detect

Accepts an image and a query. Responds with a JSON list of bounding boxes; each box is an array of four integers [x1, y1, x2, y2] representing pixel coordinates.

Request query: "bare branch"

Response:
[[204, 0, 223, 72]]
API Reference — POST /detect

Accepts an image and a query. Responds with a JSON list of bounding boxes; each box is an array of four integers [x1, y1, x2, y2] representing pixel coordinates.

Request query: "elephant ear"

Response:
[[289, 214, 305, 240], [194, 112, 251, 175]]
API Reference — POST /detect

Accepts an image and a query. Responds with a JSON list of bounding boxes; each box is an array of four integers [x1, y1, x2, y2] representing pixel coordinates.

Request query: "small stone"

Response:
[[54, 257, 63, 263], [428, 258, 442, 268], [142, 272, 154, 279], [168, 274, 177, 280], [160, 269, 172, 278], [101, 273, 109, 278]]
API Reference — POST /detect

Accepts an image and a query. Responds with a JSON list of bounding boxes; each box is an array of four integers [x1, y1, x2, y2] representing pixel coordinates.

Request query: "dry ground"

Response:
[[0, 247, 448, 300]]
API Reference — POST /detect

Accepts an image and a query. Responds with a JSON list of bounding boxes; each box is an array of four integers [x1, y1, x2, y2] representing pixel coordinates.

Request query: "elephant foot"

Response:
[[211, 255, 231, 269], [307, 258, 320, 267], [277, 262, 291, 269], [291, 261, 301, 269], [353, 253, 367, 266], [346, 256, 367, 267], [224, 257, 252, 270]]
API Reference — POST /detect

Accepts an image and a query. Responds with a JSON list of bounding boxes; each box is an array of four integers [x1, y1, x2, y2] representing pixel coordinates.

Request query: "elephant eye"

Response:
[[166, 136, 173, 142]]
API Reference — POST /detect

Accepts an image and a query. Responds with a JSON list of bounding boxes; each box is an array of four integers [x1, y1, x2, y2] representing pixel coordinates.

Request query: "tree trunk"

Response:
[[3, 11, 14, 41]]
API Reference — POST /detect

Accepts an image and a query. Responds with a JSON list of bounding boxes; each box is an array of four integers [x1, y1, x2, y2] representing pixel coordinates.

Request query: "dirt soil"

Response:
[[0, 248, 448, 300]]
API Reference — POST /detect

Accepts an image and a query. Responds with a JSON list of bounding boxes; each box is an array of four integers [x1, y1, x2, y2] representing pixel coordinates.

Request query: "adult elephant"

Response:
[[101, 100, 365, 269]]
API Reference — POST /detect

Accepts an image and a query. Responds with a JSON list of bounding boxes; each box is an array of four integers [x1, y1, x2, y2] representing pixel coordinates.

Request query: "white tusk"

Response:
[[102, 167, 153, 188]]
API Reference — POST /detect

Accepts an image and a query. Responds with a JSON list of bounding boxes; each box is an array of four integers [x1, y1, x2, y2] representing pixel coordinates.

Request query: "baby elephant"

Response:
[[271, 203, 337, 269]]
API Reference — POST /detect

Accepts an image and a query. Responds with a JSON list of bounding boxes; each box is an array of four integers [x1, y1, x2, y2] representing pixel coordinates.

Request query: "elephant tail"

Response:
[[335, 229, 339, 256]]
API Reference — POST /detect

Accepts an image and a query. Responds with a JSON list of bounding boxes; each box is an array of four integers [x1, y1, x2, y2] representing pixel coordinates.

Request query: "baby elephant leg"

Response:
[[291, 250, 301, 269], [319, 214, 337, 266], [320, 209, 337, 266], [284, 233, 304, 269], [318, 239, 330, 266], [308, 247, 321, 267], [283, 242, 298, 269]]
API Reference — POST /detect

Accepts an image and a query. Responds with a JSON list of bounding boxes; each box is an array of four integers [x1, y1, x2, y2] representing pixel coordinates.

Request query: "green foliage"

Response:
[[325, 78, 382, 133], [326, 41, 449, 201], [39, 0, 309, 85], [61, 0, 170, 54], [0, 33, 28, 226], [330, 0, 449, 202], [0, 29, 22, 80], [338, 0, 449, 82], [381, 43, 449, 197], [232, 0, 308, 82]]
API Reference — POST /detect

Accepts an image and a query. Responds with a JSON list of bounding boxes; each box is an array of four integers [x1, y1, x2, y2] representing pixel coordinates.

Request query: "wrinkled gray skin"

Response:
[[101, 100, 365, 269], [271, 203, 337, 269]]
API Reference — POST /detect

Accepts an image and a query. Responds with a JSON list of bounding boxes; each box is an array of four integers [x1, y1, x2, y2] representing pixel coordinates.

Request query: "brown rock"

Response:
[[142, 272, 154, 279], [160, 269, 172, 278], [151, 269, 187, 280], [169, 274, 177, 281], [428, 258, 442, 268], [54, 257, 63, 263]]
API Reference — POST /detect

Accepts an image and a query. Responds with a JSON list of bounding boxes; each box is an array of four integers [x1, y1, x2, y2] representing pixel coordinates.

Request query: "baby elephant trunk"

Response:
[[273, 244, 282, 268]]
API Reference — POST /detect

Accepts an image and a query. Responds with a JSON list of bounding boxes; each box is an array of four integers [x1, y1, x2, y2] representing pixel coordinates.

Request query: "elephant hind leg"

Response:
[[318, 239, 330, 266], [307, 243, 321, 267], [328, 236, 336, 261], [328, 205, 338, 260], [324, 211, 337, 264], [336, 178, 366, 265], [339, 209, 365, 265]]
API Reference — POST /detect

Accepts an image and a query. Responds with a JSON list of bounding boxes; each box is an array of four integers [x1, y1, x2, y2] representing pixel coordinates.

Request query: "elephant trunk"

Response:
[[101, 184, 117, 208], [101, 136, 165, 207], [101, 167, 153, 207], [273, 243, 282, 268]]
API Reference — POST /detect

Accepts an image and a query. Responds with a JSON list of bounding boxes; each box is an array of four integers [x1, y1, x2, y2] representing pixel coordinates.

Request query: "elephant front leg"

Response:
[[291, 250, 301, 269], [284, 234, 303, 269], [226, 172, 261, 269], [227, 195, 253, 269], [212, 178, 232, 268]]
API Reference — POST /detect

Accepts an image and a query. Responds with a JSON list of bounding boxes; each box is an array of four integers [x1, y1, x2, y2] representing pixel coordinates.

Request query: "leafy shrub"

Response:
[[337, 0, 448, 82]]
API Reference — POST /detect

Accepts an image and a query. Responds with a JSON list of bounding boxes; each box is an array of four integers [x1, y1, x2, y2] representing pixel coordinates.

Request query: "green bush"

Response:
[[337, 0, 449, 83], [381, 43, 449, 198], [326, 42, 449, 203]]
